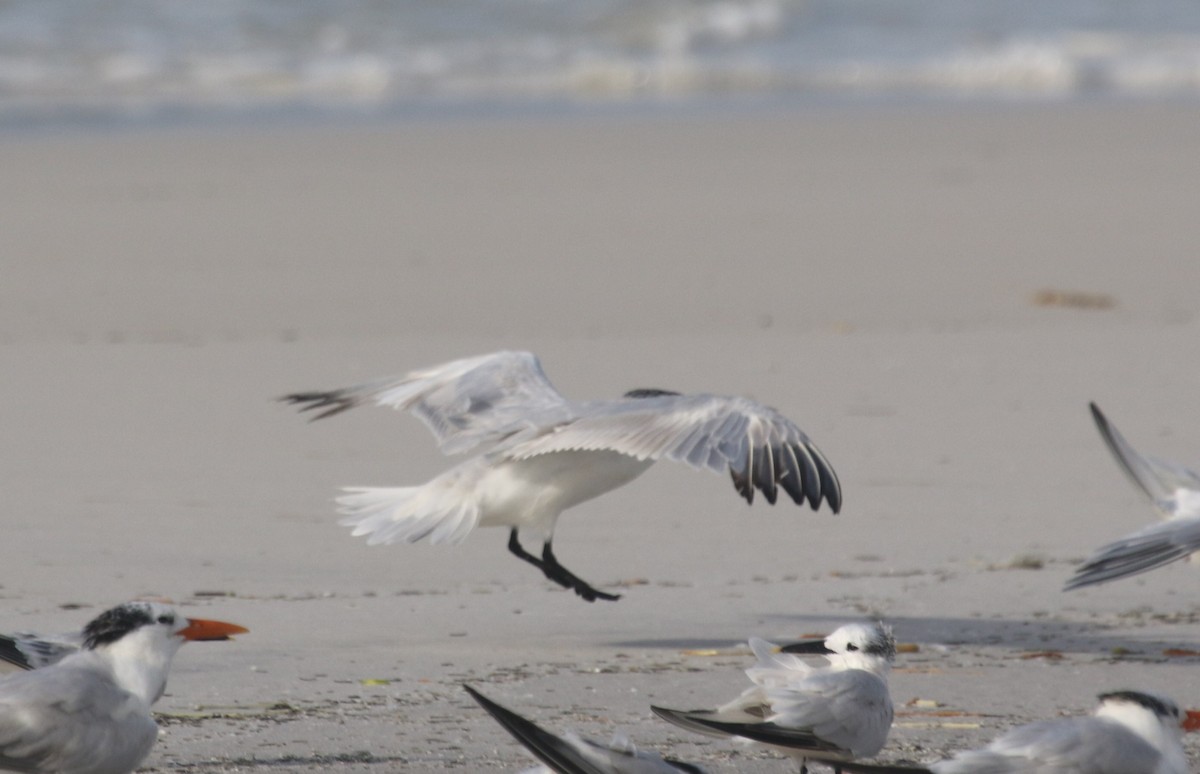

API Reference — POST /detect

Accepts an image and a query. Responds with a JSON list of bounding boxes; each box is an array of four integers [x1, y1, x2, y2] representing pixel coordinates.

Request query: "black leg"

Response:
[[507, 529, 544, 568], [542, 540, 621, 602], [503, 530, 620, 602]]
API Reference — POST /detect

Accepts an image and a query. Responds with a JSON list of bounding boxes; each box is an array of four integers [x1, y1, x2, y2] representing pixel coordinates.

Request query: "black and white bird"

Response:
[[832, 690, 1200, 774], [464, 684, 707, 774], [0, 601, 247, 774], [1066, 403, 1200, 590], [282, 351, 841, 602], [652, 622, 895, 774]]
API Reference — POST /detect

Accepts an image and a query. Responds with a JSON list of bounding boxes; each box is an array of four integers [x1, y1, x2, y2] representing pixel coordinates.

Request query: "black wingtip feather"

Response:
[[0, 636, 33, 671], [808, 443, 842, 513], [730, 466, 754, 504], [778, 446, 807, 506], [664, 715, 844, 753], [279, 390, 354, 421], [464, 684, 593, 774], [755, 447, 778, 505], [729, 441, 843, 512]]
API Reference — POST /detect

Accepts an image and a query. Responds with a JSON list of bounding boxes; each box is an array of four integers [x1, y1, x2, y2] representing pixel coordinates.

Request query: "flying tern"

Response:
[[833, 690, 1200, 774], [0, 601, 247, 774], [652, 622, 895, 773], [1065, 403, 1200, 590], [282, 350, 841, 602], [464, 684, 707, 774]]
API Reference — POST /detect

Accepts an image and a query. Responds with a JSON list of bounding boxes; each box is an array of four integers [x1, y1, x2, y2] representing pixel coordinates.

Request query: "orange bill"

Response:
[[1184, 710, 1200, 732], [178, 618, 250, 641]]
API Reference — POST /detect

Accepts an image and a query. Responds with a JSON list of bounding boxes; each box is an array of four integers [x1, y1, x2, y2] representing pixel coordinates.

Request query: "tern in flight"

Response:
[[652, 622, 894, 773], [464, 684, 707, 773], [283, 351, 841, 602], [1066, 403, 1200, 590], [833, 690, 1200, 774], [0, 601, 247, 774]]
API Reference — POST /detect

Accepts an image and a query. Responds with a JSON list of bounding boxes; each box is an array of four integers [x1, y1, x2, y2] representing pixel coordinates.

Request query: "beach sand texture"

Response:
[[2, 102, 1200, 771]]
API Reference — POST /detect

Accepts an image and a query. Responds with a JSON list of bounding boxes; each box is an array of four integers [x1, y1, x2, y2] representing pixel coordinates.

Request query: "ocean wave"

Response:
[[2, 1, 1200, 122]]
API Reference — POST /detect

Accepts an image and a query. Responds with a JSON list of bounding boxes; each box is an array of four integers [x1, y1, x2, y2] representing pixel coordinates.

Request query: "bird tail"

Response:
[[337, 475, 480, 546]]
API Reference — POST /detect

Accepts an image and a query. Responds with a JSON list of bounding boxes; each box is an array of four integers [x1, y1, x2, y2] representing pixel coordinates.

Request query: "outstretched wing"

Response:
[[509, 393, 841, 512], [1090, 403, 1200, 517], [281, 351, 574, 456], [1065, 514, 1200, 590]]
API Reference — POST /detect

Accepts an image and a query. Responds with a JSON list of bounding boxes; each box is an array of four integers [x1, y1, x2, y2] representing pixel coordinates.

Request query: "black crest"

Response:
[[82, 603, 163, 649], [1098, 690, 1178, 719], [623, 388, 681, 399]]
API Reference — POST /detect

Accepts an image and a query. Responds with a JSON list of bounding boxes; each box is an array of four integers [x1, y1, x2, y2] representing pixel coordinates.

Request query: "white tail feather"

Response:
[[337, 484, 479, 546]]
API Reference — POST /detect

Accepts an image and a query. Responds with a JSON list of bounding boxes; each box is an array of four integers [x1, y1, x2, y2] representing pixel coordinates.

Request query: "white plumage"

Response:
[[284, 350, 841, 602], [652, 622, 895, 773]]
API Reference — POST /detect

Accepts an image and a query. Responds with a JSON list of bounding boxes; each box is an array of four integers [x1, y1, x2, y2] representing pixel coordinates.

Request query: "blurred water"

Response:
[[4, 0, 1200, 126]]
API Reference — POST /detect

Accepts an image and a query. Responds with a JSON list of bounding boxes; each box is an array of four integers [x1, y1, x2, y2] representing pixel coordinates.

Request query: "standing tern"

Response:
[[831, 690, 1200, 774], [0, 601, 247, 774], [282, 351, 841, 602], [1066, 403, 1200, 590], [651, 622, 895, 773], [464, 684, 707, 774]]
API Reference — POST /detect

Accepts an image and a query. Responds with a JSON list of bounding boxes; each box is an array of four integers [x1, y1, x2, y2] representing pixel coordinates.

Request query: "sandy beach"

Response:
[[2, 101, 1200, 771]]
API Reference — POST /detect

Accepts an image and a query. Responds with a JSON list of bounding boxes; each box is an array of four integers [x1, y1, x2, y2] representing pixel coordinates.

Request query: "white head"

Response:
[[79, 601, 248, 705], [781, 622, 896, 672], [1094, 691, 1194, 749]]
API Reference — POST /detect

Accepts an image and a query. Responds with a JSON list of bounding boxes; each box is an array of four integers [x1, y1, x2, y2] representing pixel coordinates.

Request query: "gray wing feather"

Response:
[[1065, 515, 1200, 589], [281, 351, 574, 455], [1090, 403, 1200, 515]]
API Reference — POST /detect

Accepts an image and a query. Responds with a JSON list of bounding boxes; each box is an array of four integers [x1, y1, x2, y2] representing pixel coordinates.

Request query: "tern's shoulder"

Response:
[[0, 654, 125, 711]]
